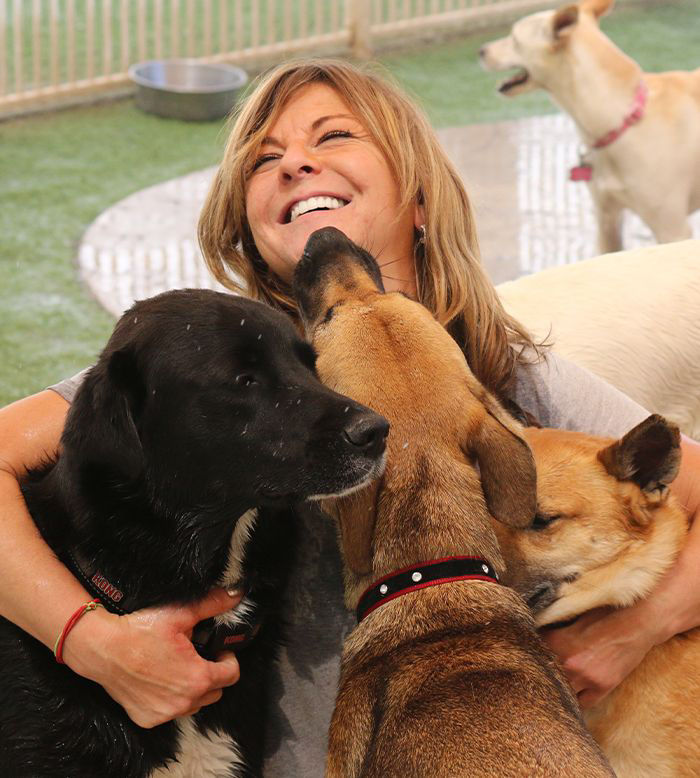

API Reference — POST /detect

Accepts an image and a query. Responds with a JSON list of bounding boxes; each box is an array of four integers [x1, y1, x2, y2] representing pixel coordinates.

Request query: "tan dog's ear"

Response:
[[598, 414, 681, 499], [323, 481, 381, 576], [552, 4, 579, 37], [468, 404, 537, 528], [580, 0, 614, 20]]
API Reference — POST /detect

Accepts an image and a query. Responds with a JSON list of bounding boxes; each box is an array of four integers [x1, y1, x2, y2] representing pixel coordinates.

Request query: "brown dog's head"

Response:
[[293, 227, 536, 583], [498, 414, 686, 626]]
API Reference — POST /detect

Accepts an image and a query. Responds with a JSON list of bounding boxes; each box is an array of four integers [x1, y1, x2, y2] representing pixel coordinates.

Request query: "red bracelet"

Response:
[[53, 599, 103, 664]]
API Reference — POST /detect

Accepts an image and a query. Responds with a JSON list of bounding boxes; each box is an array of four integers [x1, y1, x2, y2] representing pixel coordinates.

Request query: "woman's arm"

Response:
[[542, 433, 700, 708], [0, 390, 241, 727]]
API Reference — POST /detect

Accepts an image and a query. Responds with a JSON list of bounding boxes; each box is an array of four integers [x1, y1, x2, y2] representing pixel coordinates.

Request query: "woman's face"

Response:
[[245, 83, 421, 292]]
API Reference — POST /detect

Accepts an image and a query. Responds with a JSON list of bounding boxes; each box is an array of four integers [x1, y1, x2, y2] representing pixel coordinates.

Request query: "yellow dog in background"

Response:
[[480, 0, 700, 252]]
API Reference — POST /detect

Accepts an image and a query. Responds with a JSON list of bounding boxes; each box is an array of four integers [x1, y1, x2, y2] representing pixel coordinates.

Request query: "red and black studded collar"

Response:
[[356, 556, 500, 623]]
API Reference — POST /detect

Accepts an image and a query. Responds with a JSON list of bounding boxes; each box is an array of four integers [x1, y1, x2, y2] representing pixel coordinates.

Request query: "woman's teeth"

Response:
[[289, 196, 347, 223]]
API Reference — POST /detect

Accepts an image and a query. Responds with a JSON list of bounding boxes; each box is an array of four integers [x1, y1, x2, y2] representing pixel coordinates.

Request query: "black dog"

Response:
[[0, 289, 388, 778]]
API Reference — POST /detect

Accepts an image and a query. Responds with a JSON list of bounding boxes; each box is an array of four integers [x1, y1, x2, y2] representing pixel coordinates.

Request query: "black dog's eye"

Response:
[[235, 373, 258, 387], [293, 342, 318, 373], [531, 512, 560, 530]]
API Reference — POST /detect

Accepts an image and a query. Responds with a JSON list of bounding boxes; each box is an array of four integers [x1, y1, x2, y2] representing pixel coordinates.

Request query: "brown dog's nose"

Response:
[[343, 413, 389, 457]]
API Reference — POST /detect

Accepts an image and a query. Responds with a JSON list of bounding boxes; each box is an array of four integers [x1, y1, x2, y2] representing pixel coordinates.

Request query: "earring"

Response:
[[413, 225, 426, 302]]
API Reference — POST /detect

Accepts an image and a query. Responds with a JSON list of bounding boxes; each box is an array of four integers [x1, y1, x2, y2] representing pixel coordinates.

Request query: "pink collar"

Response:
[[592, 82, 648, 149]]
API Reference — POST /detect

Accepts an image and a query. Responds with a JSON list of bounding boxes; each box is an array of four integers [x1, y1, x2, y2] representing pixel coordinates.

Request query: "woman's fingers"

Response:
[[61, 590, 245, 728], [184, 587, 244, 628], [540, 606, 655, 709], [209, 650, 241, 688], [182, 688, 226, 718]]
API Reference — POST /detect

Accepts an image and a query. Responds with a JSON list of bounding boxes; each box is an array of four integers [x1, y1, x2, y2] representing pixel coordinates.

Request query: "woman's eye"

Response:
[[318, 129, 353, 144], [251, 154, 278, 171]]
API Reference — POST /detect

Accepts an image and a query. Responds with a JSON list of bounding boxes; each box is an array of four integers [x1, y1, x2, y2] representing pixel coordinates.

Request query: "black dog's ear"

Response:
[[66, 347, 146, 484], [108, 347, 147, 424], [598, 414, 681, 498]]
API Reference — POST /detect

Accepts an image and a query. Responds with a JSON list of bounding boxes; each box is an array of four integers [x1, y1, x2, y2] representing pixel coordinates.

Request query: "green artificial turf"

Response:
[[0, 104, 228, 403], [1, 0, 698, 404]]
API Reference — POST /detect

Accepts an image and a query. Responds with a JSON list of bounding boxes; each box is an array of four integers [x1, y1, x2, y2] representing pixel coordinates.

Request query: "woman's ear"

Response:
[[413, 201, 425, 232]]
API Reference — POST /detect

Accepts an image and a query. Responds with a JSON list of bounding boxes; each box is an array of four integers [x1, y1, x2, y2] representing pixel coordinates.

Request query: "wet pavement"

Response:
[[78, 113, 700, 316]]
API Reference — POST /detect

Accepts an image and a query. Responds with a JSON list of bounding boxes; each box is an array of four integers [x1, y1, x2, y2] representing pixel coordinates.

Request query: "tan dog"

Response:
[[498, 415, 699, 777], [480, 0, 700, 253], [293, 227, 613, 777]]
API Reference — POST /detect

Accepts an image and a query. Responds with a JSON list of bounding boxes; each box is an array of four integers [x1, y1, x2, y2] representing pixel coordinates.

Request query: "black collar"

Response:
[[356, 556, 500, 623], [63, 545, 262, 657]]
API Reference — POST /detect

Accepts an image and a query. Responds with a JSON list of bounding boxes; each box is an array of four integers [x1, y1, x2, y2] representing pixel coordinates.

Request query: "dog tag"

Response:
[[569, 163, 593, 182]]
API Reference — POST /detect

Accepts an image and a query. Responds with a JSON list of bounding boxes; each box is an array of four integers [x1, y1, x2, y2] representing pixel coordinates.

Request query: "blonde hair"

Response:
[[198, 58, 539, 403]]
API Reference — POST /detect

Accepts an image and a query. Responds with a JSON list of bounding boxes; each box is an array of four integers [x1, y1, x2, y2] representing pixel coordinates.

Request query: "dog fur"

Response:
[[0, 288, 387, 778], [293, 227, 614, 777], [497, 415, 700, 777], [480, 0, 700, 253], [495, 239, 700, 441]]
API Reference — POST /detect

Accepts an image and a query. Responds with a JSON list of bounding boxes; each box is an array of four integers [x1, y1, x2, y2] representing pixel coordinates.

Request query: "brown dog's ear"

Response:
[[598, 414, 681, 498], [552, 4, 579, 37], [468, 405, 537, 528], [581, 0, 614, 20], [322, 481, 381, 576]]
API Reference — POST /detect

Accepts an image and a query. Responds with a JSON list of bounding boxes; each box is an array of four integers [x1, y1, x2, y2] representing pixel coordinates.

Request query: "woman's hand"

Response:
[[63, 587, 243, 728], [540, 605, 660, 709]]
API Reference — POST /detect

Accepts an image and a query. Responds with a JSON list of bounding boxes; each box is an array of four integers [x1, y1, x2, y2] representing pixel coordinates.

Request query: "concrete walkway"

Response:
[[78, 113, 700, 317]]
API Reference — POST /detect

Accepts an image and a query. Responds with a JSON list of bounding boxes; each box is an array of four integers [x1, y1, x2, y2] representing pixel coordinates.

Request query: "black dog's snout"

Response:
[[343, 413, 389, 456]]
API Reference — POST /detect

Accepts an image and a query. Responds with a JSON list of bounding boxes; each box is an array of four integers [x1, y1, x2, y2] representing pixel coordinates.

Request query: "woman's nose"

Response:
[[278, 143, 319, 181]]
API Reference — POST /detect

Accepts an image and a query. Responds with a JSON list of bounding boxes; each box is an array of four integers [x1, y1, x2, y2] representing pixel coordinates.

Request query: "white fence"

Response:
[[0, 0, 646, 117]]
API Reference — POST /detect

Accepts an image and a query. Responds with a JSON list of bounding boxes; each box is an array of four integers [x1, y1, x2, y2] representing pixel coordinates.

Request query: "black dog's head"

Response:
[[61, 289, 388, 535]]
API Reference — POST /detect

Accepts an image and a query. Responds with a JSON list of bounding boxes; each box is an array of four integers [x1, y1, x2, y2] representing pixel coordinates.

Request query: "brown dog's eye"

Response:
[[322, 305, 336, 325]]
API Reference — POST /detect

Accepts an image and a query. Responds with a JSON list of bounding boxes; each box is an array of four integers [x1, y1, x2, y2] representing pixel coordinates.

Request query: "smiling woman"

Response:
[[2, 56, 700, 778], [244, 84, 419, 288]]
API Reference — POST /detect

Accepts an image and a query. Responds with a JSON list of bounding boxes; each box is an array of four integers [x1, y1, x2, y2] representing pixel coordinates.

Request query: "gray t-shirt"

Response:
[[48, 352, 649, 776]]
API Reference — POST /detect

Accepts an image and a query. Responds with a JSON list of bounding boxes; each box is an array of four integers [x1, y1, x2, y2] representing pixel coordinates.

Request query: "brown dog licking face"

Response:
[[293, 226, 537, 601]]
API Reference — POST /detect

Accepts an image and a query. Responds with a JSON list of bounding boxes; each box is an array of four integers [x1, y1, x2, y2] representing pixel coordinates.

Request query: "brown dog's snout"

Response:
[[293, 227, 386, 327], [343, 412, 389, 458], [302, 225, 354, 259]]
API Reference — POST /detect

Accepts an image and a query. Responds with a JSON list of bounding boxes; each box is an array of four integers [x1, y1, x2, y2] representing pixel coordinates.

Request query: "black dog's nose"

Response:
[[343, 413, 389, 456], [478, 46, 487, 58]]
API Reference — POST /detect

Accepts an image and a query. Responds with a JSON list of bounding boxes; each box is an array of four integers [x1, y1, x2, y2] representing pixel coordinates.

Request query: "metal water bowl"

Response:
[[129, 59, 248, 121]]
